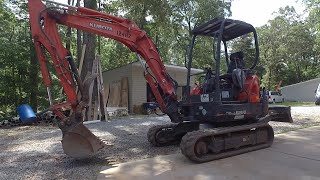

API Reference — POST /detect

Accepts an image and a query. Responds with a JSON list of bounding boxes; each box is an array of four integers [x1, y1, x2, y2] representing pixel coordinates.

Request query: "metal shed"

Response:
[[280, 78, 320, 102]]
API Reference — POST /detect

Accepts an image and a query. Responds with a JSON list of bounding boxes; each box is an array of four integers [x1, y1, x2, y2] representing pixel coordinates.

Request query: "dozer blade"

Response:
[[61, 123, 105, 158], [268, 105, 293, 123]]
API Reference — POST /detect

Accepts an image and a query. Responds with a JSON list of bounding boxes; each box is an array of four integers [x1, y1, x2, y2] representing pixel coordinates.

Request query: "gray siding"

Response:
[[169, 70, 196, 86], [281, 78, 320, 102], [130, 65, 147, 111], [103, 62, 201, 113], [102, 65, 130, 85]]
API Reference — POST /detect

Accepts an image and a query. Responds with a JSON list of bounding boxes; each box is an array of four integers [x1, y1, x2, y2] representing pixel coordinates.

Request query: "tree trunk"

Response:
[[66, 0, 72, 52], [76, 0, 82, 64], [81, 0, 97, 120], [29, 26, 39, 111], [80, 0, 97, 81]]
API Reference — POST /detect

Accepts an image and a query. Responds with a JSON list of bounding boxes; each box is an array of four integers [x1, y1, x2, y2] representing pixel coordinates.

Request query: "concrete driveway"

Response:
[[98, 126, 320, 180]]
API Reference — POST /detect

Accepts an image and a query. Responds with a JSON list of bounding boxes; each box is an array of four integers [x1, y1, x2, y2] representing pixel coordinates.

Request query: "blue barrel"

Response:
[[17, 104, 38, 124]]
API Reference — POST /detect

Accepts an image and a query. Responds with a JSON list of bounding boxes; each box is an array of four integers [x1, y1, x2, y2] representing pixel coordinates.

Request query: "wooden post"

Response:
[[96, 56, 109, 120], [95, 57, 101, 120], [84, 55, 109, 121], [78, 44, 86, 119], [87, 56, 98, 121], [78, 44, 86, 77]]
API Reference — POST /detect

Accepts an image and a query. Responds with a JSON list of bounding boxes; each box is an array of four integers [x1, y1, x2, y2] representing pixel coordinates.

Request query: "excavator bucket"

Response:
[[268, 105, 293, 123], [60, 73, 105, 158], [61, 123, 105, 158]]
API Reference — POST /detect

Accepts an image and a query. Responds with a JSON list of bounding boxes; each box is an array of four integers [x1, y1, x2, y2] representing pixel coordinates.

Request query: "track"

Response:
[[147, 124, 183, 146], [180, 122, 274, 163], [147, 122, 200, 147]]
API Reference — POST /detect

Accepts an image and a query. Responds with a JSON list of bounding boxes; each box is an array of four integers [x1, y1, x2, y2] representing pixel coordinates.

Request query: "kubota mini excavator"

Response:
[[28, 0, 292, 162]]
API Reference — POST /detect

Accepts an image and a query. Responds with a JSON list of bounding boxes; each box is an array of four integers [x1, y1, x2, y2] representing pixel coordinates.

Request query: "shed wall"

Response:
[[130, 65, 147, 111], [103, 63, 200, 113], [102, 65, 132, 110]]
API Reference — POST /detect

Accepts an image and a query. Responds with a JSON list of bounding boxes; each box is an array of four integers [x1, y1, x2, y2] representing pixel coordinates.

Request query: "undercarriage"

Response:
[[148, 112, 289, 163]]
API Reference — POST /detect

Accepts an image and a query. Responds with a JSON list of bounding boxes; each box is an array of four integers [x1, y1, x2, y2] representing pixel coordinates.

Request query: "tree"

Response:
[[257, 6, 316, 89], [99, 0, 232, 70], [81, 0, 97, 81]]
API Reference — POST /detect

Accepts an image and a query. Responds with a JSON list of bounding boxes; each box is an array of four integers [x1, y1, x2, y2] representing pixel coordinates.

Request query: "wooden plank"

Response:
[[104, 83, 110, 107], [97, 56, 109, 120], [77, 44, 86, 101], [120, 77, 129, 108], [93, 100, 99, 120], [78, 44, 86, 74], [95, 56, 101, 120], [87, 57, 98, 121], [110, 81, 121, 107], [82, 73, 90, 121]]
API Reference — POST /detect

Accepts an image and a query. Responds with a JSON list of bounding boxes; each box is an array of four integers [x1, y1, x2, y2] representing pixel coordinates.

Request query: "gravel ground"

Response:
[[0, 106, 319, 180]]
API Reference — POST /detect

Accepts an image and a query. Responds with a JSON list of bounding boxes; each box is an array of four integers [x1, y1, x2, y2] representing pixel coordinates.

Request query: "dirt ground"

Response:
[[0, 106, 319, 180]]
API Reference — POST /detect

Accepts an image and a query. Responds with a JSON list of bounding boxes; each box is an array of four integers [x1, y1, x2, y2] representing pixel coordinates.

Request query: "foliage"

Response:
[[230, 34, 258, 73], [257, 6, 318, 89], [0, 0, 319, 118], [99, 0, 232, 69]]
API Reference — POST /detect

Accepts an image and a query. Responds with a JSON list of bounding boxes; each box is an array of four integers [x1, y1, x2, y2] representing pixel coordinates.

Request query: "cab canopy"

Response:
[[191, 18, 256, 41]]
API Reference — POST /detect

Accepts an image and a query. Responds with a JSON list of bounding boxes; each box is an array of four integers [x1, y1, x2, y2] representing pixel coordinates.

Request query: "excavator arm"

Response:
[[28, 0, 180, 157]]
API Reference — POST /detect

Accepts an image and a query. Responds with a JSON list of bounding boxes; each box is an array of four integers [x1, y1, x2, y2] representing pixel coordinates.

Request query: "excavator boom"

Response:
[[28, 0, 179, 157]]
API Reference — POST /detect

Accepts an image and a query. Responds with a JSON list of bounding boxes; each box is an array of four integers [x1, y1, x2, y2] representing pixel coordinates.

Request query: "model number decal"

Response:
[[226, 110, 246, 115], [234, 115, 245, 120], [89, 23, 113, 31], [117, 31, 131, 38]]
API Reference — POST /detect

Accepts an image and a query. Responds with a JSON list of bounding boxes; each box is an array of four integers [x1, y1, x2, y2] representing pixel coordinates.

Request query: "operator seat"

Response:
[[202, 68, 215, 93], [228, 51, 246, 94], [227, 51, 245, 73]]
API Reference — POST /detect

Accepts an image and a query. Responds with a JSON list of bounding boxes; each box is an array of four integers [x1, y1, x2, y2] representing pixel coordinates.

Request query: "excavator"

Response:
[[27, 0, 293, 162]]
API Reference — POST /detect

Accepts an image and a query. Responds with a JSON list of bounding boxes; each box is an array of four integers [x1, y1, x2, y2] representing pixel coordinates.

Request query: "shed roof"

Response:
[[280, 78, 320, 89]]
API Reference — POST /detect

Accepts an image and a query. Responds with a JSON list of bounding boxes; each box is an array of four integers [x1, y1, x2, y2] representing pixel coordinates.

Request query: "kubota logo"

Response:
[[89, 23, 112, 31]]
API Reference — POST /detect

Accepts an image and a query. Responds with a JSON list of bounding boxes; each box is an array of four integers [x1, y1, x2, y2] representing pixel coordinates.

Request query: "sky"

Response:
[[55, 0, 307, 27], [230, 0, 306, 27]]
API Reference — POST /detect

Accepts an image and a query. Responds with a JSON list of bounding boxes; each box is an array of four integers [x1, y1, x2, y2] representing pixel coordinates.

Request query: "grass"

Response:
[[275, 101, 316, 107]]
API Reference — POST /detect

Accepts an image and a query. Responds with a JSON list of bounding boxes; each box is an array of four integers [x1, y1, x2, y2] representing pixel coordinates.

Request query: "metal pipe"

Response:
[[214, 19, 226, 102], [223, 41, 229, 67], [47, 87, 53, 105], [250, 30, 260, 69], [66, 55, 84, 96], [186, 35, 197, 101]]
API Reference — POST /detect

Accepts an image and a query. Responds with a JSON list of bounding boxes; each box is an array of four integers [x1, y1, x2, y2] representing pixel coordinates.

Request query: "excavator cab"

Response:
[[148, 19, 293, 163], [182, 18, 292, 124]]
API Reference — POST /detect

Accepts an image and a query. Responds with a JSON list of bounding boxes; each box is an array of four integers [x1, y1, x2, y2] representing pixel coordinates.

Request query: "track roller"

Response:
[[180, 122, 274, 163]]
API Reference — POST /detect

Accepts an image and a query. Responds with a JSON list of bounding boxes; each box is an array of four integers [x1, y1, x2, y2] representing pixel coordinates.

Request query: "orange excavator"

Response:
[[28, 0, 292, 162]]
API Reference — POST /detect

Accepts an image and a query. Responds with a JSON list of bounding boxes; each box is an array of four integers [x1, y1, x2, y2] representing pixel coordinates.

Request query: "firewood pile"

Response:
[[0, 111, 61, 128]]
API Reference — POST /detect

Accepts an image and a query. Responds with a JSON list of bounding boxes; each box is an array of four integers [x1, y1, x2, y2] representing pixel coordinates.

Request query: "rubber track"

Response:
[[147, 124, 179, 147], [180, 122, 274, 163]]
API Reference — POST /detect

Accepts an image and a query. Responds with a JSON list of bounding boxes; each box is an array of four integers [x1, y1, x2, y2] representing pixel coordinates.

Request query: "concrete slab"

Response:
[[98, 126, 320, 180]]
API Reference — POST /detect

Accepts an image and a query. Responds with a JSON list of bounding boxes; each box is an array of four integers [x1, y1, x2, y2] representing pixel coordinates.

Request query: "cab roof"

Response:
[[191, 18, 256, 41]]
